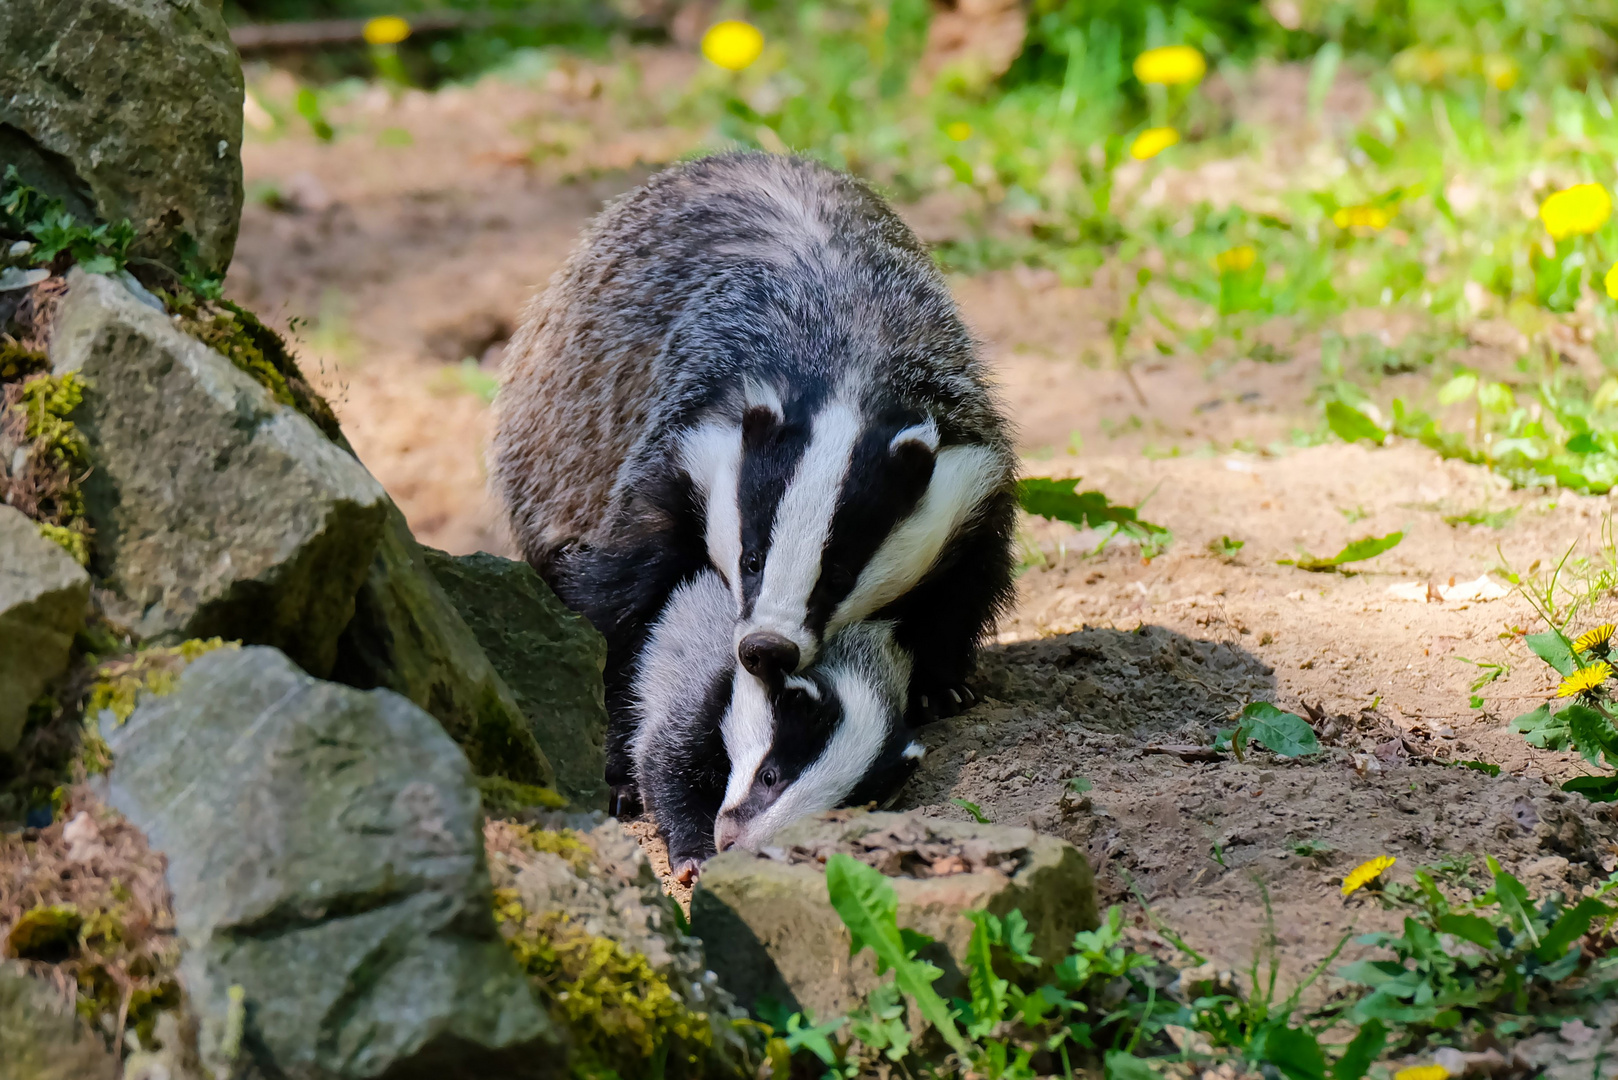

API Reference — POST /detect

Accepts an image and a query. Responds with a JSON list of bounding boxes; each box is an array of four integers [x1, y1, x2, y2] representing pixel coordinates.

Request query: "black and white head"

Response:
[[713, 616, 922, 854], [681, 381, 1005, 682]]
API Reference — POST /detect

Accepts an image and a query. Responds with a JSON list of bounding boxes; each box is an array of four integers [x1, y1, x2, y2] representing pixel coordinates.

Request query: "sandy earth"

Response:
[[229, 58, 1618, 990]]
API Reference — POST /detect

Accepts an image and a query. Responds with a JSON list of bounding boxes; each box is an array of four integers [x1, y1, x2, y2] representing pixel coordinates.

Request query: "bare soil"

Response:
[[230, 56, 1618, 991]]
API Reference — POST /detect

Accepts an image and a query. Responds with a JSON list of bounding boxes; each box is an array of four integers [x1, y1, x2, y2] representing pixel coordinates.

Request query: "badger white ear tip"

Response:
[[889, 417, 940, 454]]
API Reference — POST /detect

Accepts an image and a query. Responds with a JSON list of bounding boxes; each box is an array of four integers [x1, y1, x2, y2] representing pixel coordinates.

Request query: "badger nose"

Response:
[[738, 631, 799, 679], [714, 814, 742, 853]]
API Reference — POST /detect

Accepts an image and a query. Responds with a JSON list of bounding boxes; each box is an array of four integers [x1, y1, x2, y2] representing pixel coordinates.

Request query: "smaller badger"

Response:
[[632, 568, 921, 881]]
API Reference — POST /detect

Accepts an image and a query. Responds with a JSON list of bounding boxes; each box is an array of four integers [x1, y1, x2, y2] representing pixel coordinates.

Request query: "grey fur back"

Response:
[[492, 151, 1014, 571]]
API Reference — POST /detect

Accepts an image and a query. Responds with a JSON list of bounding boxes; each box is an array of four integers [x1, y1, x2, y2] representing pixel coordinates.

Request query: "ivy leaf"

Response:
[[1326, 401, 1387, 445]]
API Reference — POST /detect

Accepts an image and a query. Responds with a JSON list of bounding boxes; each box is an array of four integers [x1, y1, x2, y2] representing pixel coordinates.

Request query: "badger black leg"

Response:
[[886, 494, 1017, 724], [638, 710, 730, 884]]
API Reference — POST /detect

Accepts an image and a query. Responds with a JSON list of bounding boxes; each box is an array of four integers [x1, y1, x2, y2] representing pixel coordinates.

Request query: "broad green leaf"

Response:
[[1326, 401, 1387, 445], [1537, 897, 1615, 960], [824, 854, 968, 1055], [1486, 855, 1540, 947], [1477, 381, 1515, 413], [1526, 631, 1579, 677], [1457, 759, 1501, 776], [1017, 477, 1168, 544], [1563, 775, 1618, 802], [1513, 702, 1571, 750], [1238, 702, 1321, 757], [1104, 1051, 1159, 1080], [1281, 532, 1403, 572], [1564, 703, 1618, 766], [1000, 910, 1038, 965], [1261, 1025, 1327, 1080], [782, 1012, 845, 1065], [1436, 913, 1499, 950], [1331, 1020, 1386, 1080], [963, 911, 1008, 1037], [951, 798, 990, 823], [1437, 372, 1478, 405]]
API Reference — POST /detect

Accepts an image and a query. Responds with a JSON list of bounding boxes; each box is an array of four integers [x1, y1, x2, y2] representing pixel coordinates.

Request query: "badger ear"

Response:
[[742, 405, 778, 448], [889, 418, 938, 482]]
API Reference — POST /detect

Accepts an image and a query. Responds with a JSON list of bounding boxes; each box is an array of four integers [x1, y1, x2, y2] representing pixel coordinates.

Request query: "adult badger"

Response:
[[632, 568, 921, 881], [493, 151, 1017, 796]]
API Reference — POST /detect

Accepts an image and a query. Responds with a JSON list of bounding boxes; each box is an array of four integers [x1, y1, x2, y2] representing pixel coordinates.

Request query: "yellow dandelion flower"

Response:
[[1129, 127, 1180, 160], [1133, 45, 1206, 86], [1576, 624, 1617, 652], [1540, 183, 1613, 241], [1333, 205, 1393, 230], [701, 20, 764, 72], [1483, 54, 1519, 91], [1215, 245, 1257, 273], [1558, 662, 1612, 698], [1341, 855, 1395, 896], [1394, 1067, 1450, 1080], [1606, 263, 1618, 301], [362, 15, 411, 46], [945, 121, 973, 142]]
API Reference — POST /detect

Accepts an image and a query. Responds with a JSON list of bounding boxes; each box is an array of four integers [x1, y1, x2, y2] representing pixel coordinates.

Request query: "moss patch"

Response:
[[494, 886, 718, 1079], [85, 638, 237, 728], [1, 370, 93, 564], [0, 789, 180, 1045], [477, 776, 570, 818], [159, 288, 344, 441]]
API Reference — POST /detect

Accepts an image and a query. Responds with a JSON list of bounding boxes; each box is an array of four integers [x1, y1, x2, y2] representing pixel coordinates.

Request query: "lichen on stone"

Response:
[[477, 776, 571, 818], [86, 638, 237, 728], [494, 888, 717, 1078], [159, 287, 344, 441], [1, 368, 94, 562]]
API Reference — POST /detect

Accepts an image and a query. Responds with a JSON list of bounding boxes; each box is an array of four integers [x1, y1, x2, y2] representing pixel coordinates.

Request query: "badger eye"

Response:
[[760, 767, 779, 788], [742, 550, 764, 575]]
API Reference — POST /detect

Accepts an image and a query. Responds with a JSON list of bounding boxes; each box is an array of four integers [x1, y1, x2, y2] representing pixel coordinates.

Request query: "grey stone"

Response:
[[52, 270, 387, 677], [0, 504, 89, 751], [692, 810, 1097, 1025], [0, 962, 119, 1080], [0, 0, 243, 276], [332, 503, 556, 788], [424, 550, 608, 811], [101, 646, 564, 1080]]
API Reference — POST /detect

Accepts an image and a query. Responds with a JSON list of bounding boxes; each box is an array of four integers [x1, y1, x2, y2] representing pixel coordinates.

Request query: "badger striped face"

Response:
[[683, 386, 1003, 679], [715, 620, 916, 853]]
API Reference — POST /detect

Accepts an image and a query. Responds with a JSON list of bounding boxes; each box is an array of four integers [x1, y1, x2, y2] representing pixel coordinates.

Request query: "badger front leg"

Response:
[[635, 711, 730, 884]]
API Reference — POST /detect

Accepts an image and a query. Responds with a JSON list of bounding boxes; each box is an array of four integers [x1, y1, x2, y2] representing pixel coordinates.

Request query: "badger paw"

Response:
[[609, 784, 644, 818], [669, 855, 706, 885], [913, 683, 977, 723]]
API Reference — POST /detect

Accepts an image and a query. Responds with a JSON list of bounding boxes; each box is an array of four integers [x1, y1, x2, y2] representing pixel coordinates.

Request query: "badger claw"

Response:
[[912, 683, 978, 724], [609, 784, 644, 819], [670, 856, 705, 885]]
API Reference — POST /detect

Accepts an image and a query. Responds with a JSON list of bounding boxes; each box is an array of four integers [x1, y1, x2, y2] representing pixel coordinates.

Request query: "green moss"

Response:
[[36, 521, 88, 565], [494, 888, 718, 1079], [160, 288, 344, 441], [86, 638, 237, 727], [0, 342, 47, 381], [477, 776, 570, 817]]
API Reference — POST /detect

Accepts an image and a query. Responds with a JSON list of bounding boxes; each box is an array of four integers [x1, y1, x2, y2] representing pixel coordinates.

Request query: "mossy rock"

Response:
[[0, 504, 89, 753], [424, 549, 609, 811]]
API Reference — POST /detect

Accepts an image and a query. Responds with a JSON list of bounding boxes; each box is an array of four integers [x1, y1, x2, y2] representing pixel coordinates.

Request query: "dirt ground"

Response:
[[229, 57, 1618, 989]]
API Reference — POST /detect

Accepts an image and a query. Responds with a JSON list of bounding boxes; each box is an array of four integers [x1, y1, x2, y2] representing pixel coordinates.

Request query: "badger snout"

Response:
[[713, 813, 745, 854], [738, 631, 800, 681]]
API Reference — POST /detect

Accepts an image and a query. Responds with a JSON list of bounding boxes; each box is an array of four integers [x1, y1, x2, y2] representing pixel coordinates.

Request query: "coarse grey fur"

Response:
[[493, 150, 1015, 573]]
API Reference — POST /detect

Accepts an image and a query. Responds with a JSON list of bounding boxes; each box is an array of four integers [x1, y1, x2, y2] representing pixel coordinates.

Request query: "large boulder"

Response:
[[0, 504, 89, 751], [0, 962, 120, 1080], [692, 810, 1098, 1024], [425, 549, 609, 811], [332, 503, 556, 788], [100, 645, 564, 1080], [0, 0, 244, 276], [52, 270, 388, 678]]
